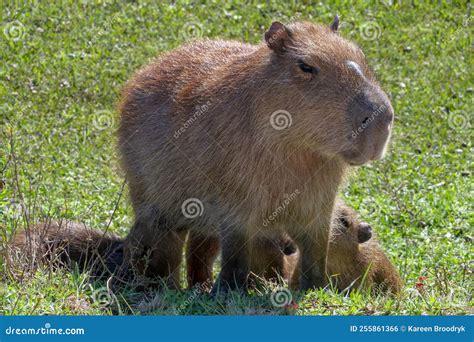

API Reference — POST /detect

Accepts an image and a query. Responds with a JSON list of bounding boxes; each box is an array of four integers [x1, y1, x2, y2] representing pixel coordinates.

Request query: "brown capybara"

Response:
[[7, 220, 123, 279], [118, 17, 394, 293], [287, 201, 402, 294], [187, 200, 402, 294]]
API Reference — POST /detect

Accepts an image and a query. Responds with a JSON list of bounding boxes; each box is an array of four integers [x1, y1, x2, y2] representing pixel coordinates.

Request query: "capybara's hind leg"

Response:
[[123, 218, 186, 289], [186, 232, 220, 288]]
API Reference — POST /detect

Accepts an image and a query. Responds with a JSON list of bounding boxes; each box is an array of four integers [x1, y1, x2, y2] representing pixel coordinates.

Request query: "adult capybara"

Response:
[[118, 17, 394, 292]]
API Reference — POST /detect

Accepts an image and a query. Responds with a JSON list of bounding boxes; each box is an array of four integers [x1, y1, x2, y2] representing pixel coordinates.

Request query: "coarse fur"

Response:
[[7, 202, 401, 294], [187, 199, 402, 294], [287, 201, 402, 293], [118, 19, 394, 292], [7, 220, 123, 279]]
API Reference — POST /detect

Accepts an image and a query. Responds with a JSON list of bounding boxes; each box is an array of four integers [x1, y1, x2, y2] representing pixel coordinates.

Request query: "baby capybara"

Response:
[[187, 200, 402, 294], [7, 220, 123, 278], [118, 17, 394, 293], [287, 201, 402, 293]]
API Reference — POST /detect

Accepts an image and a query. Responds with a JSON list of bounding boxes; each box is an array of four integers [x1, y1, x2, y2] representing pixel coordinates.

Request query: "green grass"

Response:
[[0, 0, 472, 315]]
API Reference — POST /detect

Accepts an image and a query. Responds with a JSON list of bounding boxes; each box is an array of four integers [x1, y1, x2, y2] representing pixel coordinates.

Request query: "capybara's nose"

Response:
[[357, 222, 372, 243], [350, 87, 393, 130]]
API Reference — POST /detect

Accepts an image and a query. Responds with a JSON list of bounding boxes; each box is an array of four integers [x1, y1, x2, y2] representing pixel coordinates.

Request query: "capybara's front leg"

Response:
[[212, 224, 249, 294], [292, 221, 330, 290], [122, 218, 185, 289]]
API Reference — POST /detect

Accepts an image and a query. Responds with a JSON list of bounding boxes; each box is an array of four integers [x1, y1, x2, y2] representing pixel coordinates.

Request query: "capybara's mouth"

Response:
[[341, 150, 370, 166], [348, 161, 364, 166], [343, 130, 391, 166]]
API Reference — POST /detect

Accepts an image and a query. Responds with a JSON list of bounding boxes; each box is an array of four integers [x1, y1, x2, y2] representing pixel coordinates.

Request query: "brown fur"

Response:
[[7, 220, 123, 278], [186, 233, 220, 288], [187, 200, 402, 294], [7, 203, 401, 294], [118, 19, 394, 292], [287, 202, 402, 293]]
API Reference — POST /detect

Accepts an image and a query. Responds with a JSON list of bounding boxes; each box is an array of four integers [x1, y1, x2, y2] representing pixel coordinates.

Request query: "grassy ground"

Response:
[[0, 0, 472, 315]]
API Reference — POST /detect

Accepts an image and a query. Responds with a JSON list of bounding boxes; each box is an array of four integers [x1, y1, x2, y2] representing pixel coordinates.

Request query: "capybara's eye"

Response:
[[298, 60, 318, 75], [339, 216, 350, 228]]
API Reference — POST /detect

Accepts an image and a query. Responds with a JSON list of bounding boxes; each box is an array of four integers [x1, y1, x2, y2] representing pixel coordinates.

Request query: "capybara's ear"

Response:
[[264, 21, 291, 53], [282, 239, 297, 256], [357, 222, 372, 243], [330, 15, 339, 32]]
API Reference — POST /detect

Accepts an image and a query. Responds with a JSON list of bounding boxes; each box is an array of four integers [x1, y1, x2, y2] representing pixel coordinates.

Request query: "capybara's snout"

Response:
[[357, 222, 373, 243], [343, 86, 394, 165]]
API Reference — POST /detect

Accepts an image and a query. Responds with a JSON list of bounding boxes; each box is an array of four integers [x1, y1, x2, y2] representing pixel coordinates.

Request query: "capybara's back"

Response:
[[119, 40, 259, 232], [8, 220, 123, 278]]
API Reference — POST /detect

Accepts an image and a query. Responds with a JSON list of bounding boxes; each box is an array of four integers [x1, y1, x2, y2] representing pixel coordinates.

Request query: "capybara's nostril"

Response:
[[357, 222, 372, 243]]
